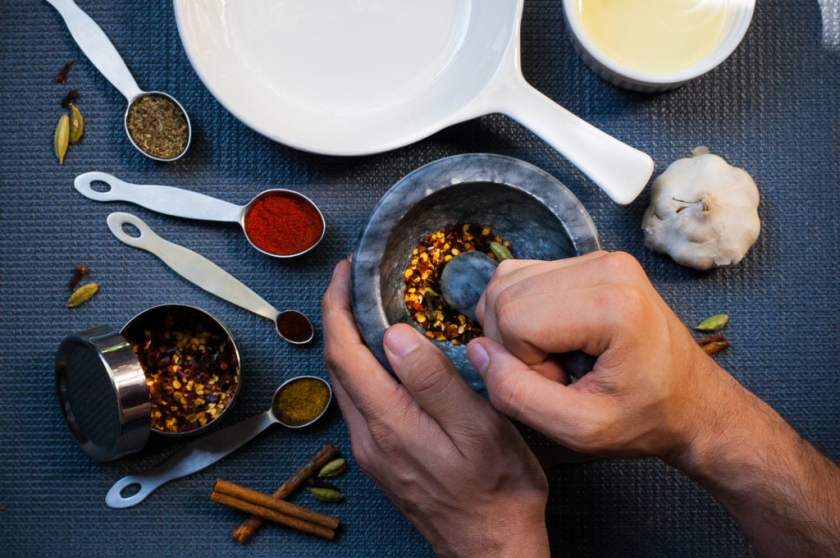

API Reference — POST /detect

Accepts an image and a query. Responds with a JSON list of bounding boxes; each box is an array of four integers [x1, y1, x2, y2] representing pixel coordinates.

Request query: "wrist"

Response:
[[664, 358, 753, 477], [434, 509, 549, 558]]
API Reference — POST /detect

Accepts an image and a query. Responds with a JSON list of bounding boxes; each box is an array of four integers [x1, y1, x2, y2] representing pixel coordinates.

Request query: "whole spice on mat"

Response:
[[68, 103, 85, 144], [212, 479, 339, 540], [123, 309, 239, 433], [60, 89, 80, 108], [243, 192, 324, 256], [66, 282, 98, 308], [695, 313, 730, 333], [318, 458, 347, 478], [54, 113, 69, 164], [232, 443, 339, 544], [55, 59, 75, 83], [403, 224, 512, 345], [698, 334, 731, 356], [67, 263, 88, 290], [126, 94, 189, 159], [273, 377, 330, 426], [308, 485, 344, 503]]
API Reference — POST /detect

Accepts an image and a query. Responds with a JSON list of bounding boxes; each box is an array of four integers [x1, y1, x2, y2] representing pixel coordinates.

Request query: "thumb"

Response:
[[467, 337, 608, 449]]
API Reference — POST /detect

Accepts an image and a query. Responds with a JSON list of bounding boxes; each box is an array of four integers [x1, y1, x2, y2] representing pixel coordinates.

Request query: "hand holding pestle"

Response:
[[440, 252, 596, 380]]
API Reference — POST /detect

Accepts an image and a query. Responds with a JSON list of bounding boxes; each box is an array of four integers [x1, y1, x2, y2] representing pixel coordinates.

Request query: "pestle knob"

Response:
[[440, 251, 498, 321], [440, 251, 596, 380]]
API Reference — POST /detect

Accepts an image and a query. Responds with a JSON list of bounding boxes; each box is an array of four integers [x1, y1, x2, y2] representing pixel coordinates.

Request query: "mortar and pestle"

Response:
[[352, 154, 601, 391]]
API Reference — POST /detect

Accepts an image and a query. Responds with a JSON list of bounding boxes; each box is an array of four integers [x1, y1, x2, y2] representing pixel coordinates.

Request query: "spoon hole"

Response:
[[121, 223, 142, 238], [90, 180, 111, 193], [120, 482, 141, 498]]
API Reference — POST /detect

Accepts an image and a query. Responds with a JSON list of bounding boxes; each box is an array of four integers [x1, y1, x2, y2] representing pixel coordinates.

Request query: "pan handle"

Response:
[[498, 78, 654, 205]]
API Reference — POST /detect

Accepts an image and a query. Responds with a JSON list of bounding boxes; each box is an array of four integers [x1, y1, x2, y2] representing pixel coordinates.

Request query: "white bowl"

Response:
[[563, 0, 755, 92]]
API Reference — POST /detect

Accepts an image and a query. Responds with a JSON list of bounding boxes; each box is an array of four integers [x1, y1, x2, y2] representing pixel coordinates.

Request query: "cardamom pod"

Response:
[[54, 113, 70, 164], [66, 282, 99, 308], [490, 241, 513, 261], [695, 313, 729, 333], [308, 486, 344, 503], [317, 458, 347, 478], [69, 104, 85, 144]]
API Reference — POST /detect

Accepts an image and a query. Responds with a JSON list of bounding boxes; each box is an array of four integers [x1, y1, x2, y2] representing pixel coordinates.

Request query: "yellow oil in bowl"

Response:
[[575, 0, 735, 75]]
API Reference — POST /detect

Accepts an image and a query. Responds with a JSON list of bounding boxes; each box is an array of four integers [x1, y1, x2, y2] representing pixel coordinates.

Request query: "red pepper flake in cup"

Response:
[[243, 191, 324, 257]]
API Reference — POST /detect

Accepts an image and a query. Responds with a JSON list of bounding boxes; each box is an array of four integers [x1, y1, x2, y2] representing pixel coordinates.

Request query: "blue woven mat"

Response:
[[1, 1, 838, 556]]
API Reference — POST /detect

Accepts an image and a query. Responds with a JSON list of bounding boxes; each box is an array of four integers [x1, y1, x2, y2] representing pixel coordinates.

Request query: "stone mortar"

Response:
[[352, 154, 601, 391]]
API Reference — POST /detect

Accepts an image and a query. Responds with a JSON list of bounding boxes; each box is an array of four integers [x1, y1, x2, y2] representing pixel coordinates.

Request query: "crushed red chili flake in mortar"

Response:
[[124, 308, 239, 434], [403, 224, 512, 345], [243, 191, 324, 256]]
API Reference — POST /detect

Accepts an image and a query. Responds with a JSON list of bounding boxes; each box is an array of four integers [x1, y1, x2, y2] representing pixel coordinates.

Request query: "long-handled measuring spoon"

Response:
[[76, 172, 325, 259], [106, 376, 332, 508], [46, 0, 192, 161], [107, 212, 315, 345]]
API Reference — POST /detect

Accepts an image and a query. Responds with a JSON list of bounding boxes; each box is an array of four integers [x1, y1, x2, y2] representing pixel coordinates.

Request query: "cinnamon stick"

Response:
[[211, 491, 335, 541], [231, 443, 340, 544], [214, 479, 339, 530]]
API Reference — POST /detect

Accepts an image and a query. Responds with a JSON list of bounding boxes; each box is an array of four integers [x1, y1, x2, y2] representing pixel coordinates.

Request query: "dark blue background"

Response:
[[1, 1, 837, 556]]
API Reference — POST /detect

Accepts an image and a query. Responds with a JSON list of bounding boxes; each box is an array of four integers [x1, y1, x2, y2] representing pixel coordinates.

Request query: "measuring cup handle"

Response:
[[45, 0, 142, 101], [106, 212, 279, 321], [498, 77, 654, 205], [105, 411, 276, 508], [75, 172, 243, 223]]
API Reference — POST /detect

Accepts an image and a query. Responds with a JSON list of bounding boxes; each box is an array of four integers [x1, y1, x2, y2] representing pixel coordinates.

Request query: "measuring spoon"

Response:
[[76, 172, 325, 258], [106, 376, 332, 508], [107, 212, 315, 345], [46, 0, 191, 161]]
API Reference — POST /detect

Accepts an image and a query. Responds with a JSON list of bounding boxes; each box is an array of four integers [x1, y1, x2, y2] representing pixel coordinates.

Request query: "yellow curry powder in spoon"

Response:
[[274, 378, 331, 426]]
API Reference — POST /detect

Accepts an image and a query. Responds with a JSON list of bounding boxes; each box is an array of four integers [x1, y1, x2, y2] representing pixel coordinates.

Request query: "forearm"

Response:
[[670, 365, 840, 557]]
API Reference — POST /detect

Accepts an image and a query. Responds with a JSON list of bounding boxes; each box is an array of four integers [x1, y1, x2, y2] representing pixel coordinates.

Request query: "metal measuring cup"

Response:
[[55, 304, 242, 462], [105, 376, 332, 508], [107, 212, 316, 345], [47, 0, 192, 161], [75, 172, 326, 259]]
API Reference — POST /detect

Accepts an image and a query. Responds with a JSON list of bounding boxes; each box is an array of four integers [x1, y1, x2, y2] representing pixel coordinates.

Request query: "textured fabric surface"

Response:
[[1, 1, 838, 556]]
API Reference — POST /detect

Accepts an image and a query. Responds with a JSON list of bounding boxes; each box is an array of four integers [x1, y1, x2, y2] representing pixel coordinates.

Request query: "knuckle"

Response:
[[496, 259, 517, 276], [604, 251, 645, 280], [407, 360, 453, 399], [350, 439, 375, 474], [494, 288, 520, 326], [487, 373, 524, 420], [367, 419, 398, 453], [598, 285, 647, 323]]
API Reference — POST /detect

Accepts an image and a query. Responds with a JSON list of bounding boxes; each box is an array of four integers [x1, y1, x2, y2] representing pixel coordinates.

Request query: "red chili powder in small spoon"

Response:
[[244, 191, 323, 256]]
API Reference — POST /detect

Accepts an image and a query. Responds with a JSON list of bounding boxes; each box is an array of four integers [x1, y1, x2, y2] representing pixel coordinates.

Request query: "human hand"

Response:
[[467, 251, 731, 460], [322, 259, 549, 558]]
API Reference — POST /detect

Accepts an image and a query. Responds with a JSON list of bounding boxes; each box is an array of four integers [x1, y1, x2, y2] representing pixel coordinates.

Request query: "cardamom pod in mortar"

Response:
[[490, 241, 513, 261], [317, 458, 347, 478], [54, 113, 70, 164], [308, 486, 344, 503], [66, 282, 99, 308], [69, 104, 85, 144]]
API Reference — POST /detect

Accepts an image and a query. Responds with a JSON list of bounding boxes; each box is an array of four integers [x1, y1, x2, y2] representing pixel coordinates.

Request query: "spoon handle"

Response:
[[45, 0, 143, 101], [497, 77, 654, 205], [107, 212, 278, 322], [105, 411, 276, 508], [76, 172, 244, 223]]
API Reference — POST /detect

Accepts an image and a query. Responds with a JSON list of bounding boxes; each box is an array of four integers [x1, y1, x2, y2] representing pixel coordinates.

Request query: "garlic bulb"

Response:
[[642, 147, 760, 270]]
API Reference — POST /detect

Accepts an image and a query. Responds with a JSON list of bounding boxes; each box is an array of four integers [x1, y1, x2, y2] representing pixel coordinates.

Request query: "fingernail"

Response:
[[467, 341, 489, 376], [383, 325, 421, 358]]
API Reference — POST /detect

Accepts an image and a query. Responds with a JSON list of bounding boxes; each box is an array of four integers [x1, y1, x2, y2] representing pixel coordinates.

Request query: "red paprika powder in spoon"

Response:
[[243, 191, 325, 257]]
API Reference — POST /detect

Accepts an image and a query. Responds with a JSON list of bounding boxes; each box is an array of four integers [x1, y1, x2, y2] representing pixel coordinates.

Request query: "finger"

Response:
[[493, 284, 645, 366], [467, 337, 612, 449], [476, 250, 609, 333], [383, 324, 490, 436], [322, 260, 408, 421]]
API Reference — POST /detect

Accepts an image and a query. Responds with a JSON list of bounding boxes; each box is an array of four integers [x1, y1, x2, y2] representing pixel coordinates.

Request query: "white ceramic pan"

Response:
[[175, 0, 654, 204]]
